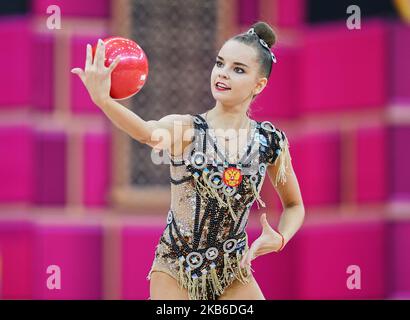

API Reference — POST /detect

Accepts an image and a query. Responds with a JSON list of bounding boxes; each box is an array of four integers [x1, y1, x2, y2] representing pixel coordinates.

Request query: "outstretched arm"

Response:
[[71, 39, 190, 151]]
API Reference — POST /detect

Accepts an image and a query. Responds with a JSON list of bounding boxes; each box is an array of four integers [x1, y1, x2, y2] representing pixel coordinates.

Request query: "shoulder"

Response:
[[155, 114, 194, 136], [158, 113, 193, 126], [258, 120, 288, 144], [160, 114, 196, 144], [257, 120, 290, 166]]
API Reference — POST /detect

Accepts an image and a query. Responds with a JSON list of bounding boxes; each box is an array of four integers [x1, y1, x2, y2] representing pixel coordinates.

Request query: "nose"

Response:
[[217, 73, 229, 81], [217, 67, 229, 80]]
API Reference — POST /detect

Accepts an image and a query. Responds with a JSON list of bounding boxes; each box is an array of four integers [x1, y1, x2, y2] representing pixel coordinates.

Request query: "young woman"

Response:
[[71, 21, 305, 300]]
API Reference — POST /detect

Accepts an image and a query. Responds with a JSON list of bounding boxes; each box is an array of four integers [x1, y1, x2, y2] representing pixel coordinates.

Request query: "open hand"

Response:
[[240, 213, 285, 269], [71, 39, 121, 107]]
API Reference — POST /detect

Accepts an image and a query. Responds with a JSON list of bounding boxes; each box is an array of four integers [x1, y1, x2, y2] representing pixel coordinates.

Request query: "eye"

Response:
[[234, 67, 245, 74], [216, 61, 223, 67]]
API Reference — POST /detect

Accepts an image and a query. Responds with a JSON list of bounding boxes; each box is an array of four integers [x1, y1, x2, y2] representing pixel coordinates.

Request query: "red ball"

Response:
[[93, 37, 149, 100]]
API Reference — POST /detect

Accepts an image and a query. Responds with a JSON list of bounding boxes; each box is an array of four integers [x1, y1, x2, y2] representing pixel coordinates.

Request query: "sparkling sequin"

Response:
[[147, 114, 289, 300]]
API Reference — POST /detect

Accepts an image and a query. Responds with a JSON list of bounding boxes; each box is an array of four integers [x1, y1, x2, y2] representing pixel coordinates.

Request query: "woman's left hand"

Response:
[[240, 213, 284, 268]]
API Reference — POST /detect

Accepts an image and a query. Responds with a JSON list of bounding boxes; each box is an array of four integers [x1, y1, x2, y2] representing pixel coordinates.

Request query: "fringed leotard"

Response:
[[147, 113, 291, 300]]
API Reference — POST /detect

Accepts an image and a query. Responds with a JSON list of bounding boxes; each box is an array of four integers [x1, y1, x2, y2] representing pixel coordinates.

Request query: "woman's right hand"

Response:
[[71, 39, 121, 107]]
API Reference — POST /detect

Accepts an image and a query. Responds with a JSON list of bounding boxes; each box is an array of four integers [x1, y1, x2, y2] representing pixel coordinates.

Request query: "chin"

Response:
[[212, 91, 233, 103], [213, 95, 231, 104], [214, 99, 238, 108]]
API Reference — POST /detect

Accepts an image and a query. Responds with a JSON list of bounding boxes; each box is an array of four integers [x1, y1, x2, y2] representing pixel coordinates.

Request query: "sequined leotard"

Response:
[[147, 113, 291, 300]]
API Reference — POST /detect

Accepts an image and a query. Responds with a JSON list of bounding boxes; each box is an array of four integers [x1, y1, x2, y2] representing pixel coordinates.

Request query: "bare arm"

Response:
[[98, 98, 149, 142], [97, 98, 190, 148], [240, 156, 305, 267], [70, 38, 191, 150], [267, 153, 305, 246]]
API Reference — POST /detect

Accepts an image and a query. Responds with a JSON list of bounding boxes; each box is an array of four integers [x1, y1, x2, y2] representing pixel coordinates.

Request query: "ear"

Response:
[[253, 77, 268, 95]]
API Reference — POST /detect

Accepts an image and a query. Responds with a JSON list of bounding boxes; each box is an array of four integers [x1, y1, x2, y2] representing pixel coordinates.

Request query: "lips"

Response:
[[215, 82, 231, 91]]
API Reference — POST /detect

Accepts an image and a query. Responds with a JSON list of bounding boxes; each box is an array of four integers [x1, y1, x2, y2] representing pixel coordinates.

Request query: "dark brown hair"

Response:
[[230, 21, 277, 80]]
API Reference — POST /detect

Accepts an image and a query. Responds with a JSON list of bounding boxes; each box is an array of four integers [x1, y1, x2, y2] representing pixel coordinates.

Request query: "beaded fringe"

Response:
[[274, 135, 292, 188], [251, 182, 266, 209], [201, 270, 208, 300], [226, 197, 238, 221], [191, 139, 291, 216], [222, 252, 233, 285], [176, 250, 251, 300], [202, 171, 227, 207], [177, 257, 187, 288], [194, 169, 238, 222]]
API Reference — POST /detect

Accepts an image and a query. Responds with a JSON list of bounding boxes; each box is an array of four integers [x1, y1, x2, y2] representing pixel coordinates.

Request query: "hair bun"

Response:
[[251, 21, 276, 48]]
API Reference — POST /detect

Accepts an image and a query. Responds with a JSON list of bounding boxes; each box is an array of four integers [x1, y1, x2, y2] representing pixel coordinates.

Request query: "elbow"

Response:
[[284, 201, 304, 210], [296, 203, 305, 216], [126, 126, 152, 145], [286, 202, 306, 220], [299, 204, 306, 224]]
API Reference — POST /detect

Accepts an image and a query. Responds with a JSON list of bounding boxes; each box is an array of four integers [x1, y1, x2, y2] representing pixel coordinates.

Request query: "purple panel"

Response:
[[252, 46, 300, 120], [33, 224, 103, 299], [355, 126, 387, 203], [390, 23, 410, 104], [32, 0, 110, 18], [70, 35, 107, 114], [0, 125, 34, 203], [121, 225, 162, 299], [0, 17, 32, 107], [300, 20, 388, 114], [238, 0, 259, 25], [0, 221, 34, 299], [295, 220, 386, 299], [32, 33, 54, 112], [33, 130, 66, 205], [390, 125, 410, 201], [83, 130, 111, 207]]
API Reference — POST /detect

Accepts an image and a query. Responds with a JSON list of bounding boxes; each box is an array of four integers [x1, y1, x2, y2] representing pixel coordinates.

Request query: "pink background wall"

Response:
[[0, 0, 409, 300]]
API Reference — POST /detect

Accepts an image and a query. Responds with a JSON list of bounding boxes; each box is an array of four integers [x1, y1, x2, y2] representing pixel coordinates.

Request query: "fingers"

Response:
[[260, 213, 269, 231], [240, 252, 248, 268], [245, 250, 254, 267], [85, 43, 92, 71], [107, 56, 121, 73], [95, 39, 106, 70], [240, 247, 254, 268], [71, 68, 85, 82]]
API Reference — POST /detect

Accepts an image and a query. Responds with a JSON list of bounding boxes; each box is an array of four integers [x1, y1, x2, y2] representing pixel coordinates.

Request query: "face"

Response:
[[210, 40, 268, 106]]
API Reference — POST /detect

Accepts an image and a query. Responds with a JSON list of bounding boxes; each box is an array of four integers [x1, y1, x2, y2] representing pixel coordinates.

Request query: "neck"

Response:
[[206, 101, 251, 131]]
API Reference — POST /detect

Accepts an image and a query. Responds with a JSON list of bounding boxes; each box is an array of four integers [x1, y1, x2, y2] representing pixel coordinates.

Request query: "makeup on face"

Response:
[[215, 81, 231, 91]]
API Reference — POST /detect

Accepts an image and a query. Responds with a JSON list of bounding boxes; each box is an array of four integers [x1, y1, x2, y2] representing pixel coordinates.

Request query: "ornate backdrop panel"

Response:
[[129, 0, 218, 186]]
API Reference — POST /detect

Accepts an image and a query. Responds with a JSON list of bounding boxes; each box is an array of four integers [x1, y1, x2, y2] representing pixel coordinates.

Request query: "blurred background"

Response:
[[0, 0, 409, 299]]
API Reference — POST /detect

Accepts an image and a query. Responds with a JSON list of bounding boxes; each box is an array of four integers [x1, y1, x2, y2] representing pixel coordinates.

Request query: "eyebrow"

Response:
[[216, 56, 249, 68]]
